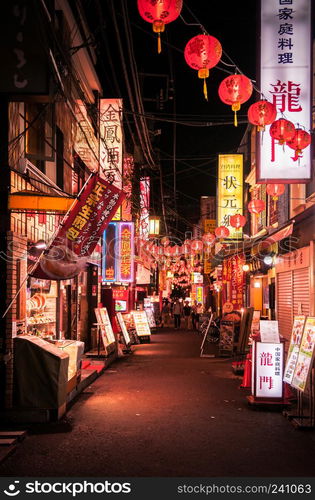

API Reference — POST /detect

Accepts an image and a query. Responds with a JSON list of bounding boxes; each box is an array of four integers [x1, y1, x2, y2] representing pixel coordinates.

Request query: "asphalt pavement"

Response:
[[0, 328, 315, 477]]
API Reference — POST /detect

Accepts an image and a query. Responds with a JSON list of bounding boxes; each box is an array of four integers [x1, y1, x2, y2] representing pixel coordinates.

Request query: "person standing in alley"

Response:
[[195, 302, 204, 331], [183, 300, 192, 330], [191, 300, 197, 330], [173, 298, 183, 329]]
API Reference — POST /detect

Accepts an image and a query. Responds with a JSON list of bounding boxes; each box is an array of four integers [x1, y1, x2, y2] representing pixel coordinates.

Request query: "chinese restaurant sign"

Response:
[[31, 175, 125, 280], [292, 317, 315, 392], [132, 310, 151, 337], [254, 342, 284, 398], [121, 154, 134, 221], [74, 100, 99, 172], [102, 222, 118, 282], [217, 155, 243, 239], [283, 315, 306, 384], [140, 177, 150, 239], [100, 99, 123, 219], [222, 253, 245, 309], [117, 222, 134, 283], [257, 0, 311, 182]]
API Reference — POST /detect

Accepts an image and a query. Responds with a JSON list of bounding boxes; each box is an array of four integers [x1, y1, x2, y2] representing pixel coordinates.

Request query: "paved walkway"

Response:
[[1, 329, 315, 477]]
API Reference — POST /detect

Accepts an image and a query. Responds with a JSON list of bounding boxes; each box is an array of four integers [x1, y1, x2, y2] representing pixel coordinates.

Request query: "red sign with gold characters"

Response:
[[118, 222, 134, 282], [222, 253, 245, 309], [31, 175, 125, 280]]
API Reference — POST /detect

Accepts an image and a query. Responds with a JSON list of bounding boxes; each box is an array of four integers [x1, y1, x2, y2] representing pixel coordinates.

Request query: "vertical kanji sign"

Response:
[[257, 0, 312, 182], [217, 154, 243, 239], [254, 342, 284, 398]]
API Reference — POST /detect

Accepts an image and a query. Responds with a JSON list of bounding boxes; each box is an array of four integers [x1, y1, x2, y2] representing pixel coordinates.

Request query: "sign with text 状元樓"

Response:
[[257, 0, 312, 183], [217, 155, 243, 239]]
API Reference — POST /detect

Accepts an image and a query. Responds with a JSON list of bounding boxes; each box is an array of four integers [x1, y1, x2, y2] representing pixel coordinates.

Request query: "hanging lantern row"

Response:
[[137, 0, 183, 53]]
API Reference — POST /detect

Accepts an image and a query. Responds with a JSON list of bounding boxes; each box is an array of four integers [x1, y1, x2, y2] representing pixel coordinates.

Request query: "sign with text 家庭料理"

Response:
[[254, 342, 284, 398], [292, 317, 315, 392], [217, 155, 243, 239], [283, 315, 306, 384], [257, 0, 312, 182]]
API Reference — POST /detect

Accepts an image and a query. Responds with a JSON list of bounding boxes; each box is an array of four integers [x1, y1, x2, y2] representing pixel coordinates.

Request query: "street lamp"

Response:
[[149, 216, 160, 237]]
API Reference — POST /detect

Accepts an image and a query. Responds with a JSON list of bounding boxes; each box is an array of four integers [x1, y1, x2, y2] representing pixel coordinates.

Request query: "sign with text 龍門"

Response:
[[257, 0, 312, 183], [217, 154, 243, 240]]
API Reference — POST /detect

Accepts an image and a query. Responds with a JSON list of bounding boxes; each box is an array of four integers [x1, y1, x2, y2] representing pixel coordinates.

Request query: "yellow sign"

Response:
[[217, 154, 243, 239], [204, 219, 216, 233]]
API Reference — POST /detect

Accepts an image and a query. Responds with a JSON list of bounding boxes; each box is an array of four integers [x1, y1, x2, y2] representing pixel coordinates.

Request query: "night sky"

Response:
[[88, 0, 258, 233]]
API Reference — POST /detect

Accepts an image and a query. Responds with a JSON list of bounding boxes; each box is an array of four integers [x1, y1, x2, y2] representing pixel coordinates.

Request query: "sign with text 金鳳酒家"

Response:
[[257, 0, 311, 182], [31, 175, 125, 280]]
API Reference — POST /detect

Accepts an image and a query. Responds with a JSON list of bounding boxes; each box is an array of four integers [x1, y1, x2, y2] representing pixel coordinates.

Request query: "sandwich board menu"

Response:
[[145, 308, 156, 329], [283, 316, 306, 385], [132, 310, 151, 337], [117, 312, 131, 346], [292, 317, 315, 392], [260, 320, 280, 344], [94, 307, 116, 348]]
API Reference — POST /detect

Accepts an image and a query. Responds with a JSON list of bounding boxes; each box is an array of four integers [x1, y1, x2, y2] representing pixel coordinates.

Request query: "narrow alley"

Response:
[[1, 329, 315, 477]]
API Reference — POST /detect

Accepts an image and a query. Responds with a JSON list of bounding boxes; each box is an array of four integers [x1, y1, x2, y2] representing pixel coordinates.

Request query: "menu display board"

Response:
[[292, 317, 315, 392], [145, 309, 156, 329], [94, 307, 116, 349], [283, 316, 306, 385], [117, 312, 131, 346], [260, 320, 280, 344], [219, 320, 234, 356], [132, 310, 151, 337]]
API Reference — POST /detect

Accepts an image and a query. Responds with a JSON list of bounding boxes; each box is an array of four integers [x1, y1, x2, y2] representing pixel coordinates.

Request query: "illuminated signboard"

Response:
[[102, 222, 118, 282], [217, 154, 243, 239], [196, 286, 203, 304], [132, 310, 151, 337], [140, 177, 150, 239], [257, 0, 311, 182], [253, 342, 284, 398], [117, 222, 134, 282], [94, 307, 116, 347], [100, 99, 123, 219], [121, 154, 134, 221], [117, 312, 131, 346]]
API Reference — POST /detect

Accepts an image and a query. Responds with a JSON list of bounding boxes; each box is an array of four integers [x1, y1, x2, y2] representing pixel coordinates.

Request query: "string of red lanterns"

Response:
[[218, 74, 253, 127], [247, 100, 277, 131]]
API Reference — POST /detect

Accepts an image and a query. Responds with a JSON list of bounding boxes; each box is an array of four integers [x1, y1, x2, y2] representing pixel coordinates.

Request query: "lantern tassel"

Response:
[[157, 32, 161, 54], [203, 78, 208, 101], [234, 109, 238, 127]]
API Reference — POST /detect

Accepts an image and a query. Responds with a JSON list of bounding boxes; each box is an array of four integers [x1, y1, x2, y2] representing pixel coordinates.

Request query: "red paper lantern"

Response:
[[248, 199, 265, 215], [286, 128, 311, 161], [191, 239, 203, 253], [230, 214, 246, 229], [202, 233, 216, 245], [218, 74, 253, 126], [215, 226, 230, 239], [184, 34, 222, 100], [269, 118, 295, 145], [137, 0, 183, 53], [247, 100, 277, 131], [266, 183, 285, 201]]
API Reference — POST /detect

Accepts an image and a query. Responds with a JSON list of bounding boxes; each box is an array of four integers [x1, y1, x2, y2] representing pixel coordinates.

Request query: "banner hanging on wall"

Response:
[[31, 175, 125, 280], [257, 0, 312, 182]]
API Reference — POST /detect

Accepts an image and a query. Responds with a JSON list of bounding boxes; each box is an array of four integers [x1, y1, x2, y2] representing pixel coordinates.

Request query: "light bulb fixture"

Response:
[[34, 239, 47, 249], [254, 281, 261, 288], [263, 255, 273, 266], [242, 264, 250, 272]]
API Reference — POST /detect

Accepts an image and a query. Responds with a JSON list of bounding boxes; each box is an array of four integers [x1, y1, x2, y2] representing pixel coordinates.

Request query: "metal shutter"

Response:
[[277, 271, 293, 341], [293, 268, 310, 317]]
